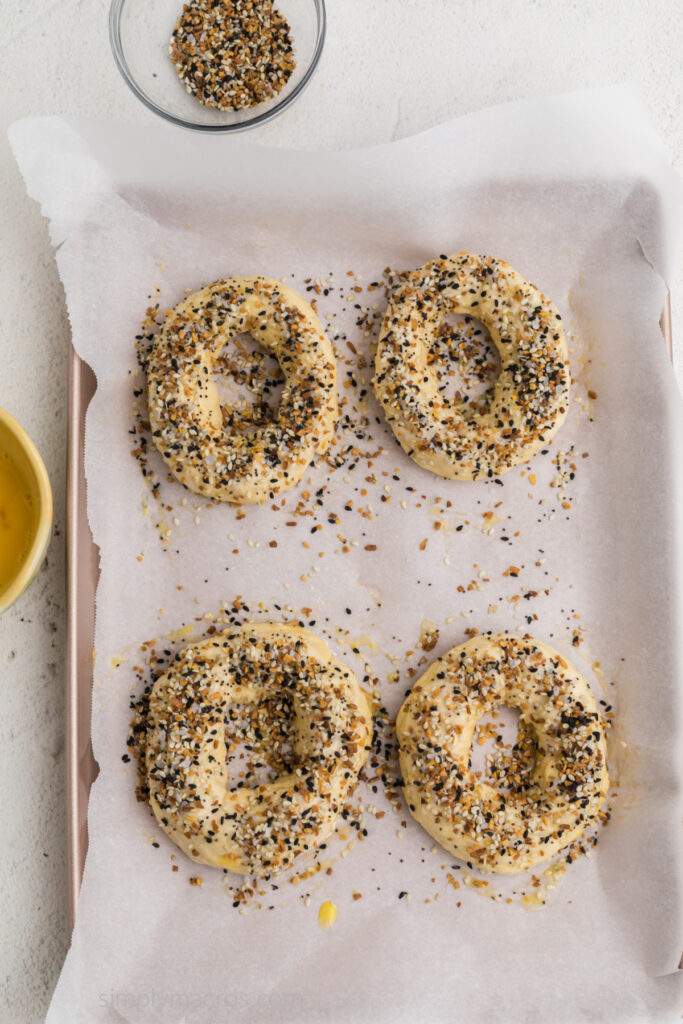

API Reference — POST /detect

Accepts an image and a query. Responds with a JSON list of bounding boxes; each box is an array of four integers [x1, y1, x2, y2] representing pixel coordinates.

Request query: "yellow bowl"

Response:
[[0, 409, 53, 614]]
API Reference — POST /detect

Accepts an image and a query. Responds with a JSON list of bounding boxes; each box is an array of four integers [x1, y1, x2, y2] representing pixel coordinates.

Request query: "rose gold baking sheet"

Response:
[[65, 300, 674, 930], [66, 348, 99, 928]]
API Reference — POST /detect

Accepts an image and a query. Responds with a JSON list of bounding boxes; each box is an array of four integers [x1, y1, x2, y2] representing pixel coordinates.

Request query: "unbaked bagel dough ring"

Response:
[[396, 633, 609, 873], [145, 622, 372, 876], [373, 254, 570, 480], [147, 277, 338, 504]]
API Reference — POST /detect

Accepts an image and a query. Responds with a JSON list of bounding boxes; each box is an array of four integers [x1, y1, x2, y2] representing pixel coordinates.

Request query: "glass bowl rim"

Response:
[[109, 0, 327, 134]]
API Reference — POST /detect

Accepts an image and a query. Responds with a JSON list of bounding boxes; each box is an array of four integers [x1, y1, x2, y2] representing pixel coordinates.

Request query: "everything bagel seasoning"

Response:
[[169, 0, 296, 111]]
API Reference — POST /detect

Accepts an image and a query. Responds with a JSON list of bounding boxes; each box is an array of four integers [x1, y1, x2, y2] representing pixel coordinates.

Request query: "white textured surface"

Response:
[[1, 2, 682, 1022]]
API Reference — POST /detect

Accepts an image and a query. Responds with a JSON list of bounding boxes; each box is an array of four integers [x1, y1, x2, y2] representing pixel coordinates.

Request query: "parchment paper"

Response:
[[11, 86, 683, 1023]]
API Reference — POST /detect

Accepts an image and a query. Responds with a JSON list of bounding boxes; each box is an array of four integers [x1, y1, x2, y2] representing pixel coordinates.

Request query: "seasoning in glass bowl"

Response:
[[169, 0, 296, 111]]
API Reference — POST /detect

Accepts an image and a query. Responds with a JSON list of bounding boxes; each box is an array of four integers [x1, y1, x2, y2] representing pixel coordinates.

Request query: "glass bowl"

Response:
[[109, 0, 326, 133]]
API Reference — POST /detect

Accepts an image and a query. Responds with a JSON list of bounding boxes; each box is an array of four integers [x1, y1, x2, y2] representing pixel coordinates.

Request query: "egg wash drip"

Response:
[[0, 449, 35, 594]]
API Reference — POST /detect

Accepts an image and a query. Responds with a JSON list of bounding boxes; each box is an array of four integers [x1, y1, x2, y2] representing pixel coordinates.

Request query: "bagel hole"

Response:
[[223, 696, 297, 790], [470, 705, 537, 792], [213, 331, 286, 434], [430, 314, 500, 413]]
